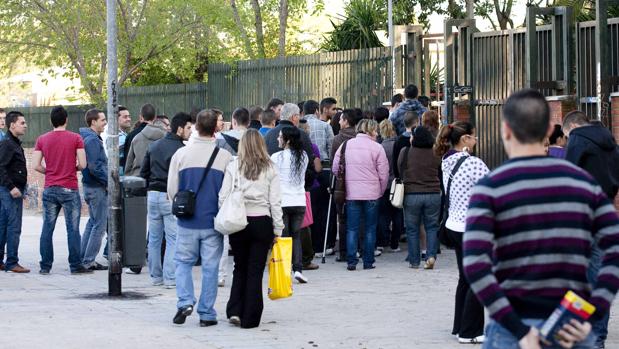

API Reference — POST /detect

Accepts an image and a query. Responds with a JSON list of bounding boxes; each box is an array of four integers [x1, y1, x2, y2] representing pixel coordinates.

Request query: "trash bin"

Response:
[[120, 176, 147, 268]]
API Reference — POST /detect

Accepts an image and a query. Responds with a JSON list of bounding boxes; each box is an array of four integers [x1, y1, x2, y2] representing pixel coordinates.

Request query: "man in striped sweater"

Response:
[[463, 89, 619, 349]]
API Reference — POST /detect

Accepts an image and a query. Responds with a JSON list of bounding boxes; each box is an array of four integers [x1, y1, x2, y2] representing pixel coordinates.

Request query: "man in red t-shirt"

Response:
[[33, 106, 90, 274]]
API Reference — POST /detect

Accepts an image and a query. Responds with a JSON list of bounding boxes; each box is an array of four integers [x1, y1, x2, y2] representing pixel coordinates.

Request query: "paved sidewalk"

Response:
[[1, 215, 618, 349]]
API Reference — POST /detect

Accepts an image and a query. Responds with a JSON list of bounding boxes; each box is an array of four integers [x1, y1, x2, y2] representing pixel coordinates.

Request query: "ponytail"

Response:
[[433, 121, 474, 157]]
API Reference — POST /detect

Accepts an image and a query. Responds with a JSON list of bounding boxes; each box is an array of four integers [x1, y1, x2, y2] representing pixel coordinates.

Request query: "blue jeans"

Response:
[[346, 200, 378, 268], [147, 191, 177, 285], [81, 186, 108, 267], [587, 244, 609, 347], [483, 319, 595, 349], [174, 226, 222, 321], [39, 187, 82, 272], [403, 193, 440, 266], [0, 187, 24, 270]]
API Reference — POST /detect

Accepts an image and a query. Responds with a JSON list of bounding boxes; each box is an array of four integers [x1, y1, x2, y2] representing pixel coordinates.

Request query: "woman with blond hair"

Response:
[[220, 129, 284, 329], [332, 119, 389, 270]]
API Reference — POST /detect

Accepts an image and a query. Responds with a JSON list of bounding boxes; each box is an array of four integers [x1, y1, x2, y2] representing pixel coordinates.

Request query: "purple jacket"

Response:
[[332, 133, 389, 201]]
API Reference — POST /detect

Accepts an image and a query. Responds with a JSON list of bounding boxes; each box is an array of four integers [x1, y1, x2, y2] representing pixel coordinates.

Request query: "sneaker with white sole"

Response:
[[294, 271, 308, 284], [388, 247, 401, 253], [374, 249, 382, 257], [458, 335, 485, 344]]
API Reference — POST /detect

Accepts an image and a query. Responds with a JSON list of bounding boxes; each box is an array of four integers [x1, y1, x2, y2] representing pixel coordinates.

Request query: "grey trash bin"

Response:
[[120, 176, 147, 268]]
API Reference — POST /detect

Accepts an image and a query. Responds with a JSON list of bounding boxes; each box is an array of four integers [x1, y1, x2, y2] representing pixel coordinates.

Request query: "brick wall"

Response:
[[453, 101, 471, 123], [546, 96, 577, 126], [23, 148, 89, 216]]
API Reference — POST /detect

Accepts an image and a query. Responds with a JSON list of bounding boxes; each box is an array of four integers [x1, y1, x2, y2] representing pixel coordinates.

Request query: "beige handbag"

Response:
[[390, 147, 409, 208]]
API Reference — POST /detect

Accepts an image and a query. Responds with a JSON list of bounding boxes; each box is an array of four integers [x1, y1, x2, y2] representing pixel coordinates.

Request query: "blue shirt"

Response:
[[259, 127, 273, 137]]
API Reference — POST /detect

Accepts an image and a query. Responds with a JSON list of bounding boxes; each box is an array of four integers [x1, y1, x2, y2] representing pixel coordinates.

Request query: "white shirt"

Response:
[[271, 149, 308, 207]]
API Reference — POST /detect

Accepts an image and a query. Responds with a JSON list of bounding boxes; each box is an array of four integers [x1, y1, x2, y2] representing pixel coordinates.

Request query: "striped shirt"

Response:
[[463, 156, 619, 340]]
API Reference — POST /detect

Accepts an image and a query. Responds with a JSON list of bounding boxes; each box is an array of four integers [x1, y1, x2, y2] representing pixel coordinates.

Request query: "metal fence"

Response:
[[208, 47, 394, 116], [15, 105, 92, 147], [117, 82, 207, 119]]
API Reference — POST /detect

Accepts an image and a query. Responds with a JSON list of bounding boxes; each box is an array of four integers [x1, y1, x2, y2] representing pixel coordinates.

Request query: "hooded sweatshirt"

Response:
[[125, 124, 166, 177], [565, 123, 619, 200], [79, 127, 108, 187]]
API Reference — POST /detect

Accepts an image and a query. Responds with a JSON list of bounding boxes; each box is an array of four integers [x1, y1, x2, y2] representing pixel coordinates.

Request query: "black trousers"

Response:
[[282, 206, 305, 272], [446, 228, 484, 338], [226, 216, 274, 329], [311, 170, 337, 253]]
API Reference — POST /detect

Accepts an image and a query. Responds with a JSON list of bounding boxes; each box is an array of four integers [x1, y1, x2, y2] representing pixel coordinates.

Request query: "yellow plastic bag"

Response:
[[268, 237, 293, 300]]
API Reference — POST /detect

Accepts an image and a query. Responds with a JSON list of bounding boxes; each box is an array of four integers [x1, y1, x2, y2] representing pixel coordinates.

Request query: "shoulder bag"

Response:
[[390, 147, 410, 208], [172, 147, 219, 217], [438, 155, 469, 248], [334, 141, 348, 205], [215, 161, 248, 235]]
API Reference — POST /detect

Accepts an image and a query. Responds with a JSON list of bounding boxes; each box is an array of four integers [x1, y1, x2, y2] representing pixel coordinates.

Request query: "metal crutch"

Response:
[[321, 174, 335, 264]]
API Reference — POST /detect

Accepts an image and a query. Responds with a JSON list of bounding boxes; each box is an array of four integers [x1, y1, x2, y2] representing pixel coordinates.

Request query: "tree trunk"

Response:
[[278, 0, 288, 57], [229, 0, 255, 58], [250, 0, 266, 58]]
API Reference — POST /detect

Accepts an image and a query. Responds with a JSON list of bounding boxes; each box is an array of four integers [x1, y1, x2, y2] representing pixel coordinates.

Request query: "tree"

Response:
[[279, 0, 289, 56], [0, 0, 208, 103]]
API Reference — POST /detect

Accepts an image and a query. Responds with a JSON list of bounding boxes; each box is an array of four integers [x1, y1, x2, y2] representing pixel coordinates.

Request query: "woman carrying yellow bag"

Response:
[[219, 129, 284, 329]]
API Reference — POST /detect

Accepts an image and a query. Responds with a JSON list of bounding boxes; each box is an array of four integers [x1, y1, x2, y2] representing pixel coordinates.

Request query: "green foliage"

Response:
[[321, 0, 384, 51]]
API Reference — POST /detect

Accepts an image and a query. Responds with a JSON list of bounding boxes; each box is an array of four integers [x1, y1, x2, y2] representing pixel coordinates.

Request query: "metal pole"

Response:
[[596, 0, 609, 121], [388, 0, 395, 92], [106, 0, 122, 296], [466, 0, 474, 19]]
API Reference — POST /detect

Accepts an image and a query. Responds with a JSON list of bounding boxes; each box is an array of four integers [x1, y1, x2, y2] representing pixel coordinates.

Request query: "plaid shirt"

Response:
[[304, 114, 334, 161]]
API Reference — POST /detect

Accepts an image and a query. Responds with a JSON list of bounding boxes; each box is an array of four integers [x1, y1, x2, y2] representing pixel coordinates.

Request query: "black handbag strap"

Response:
[[337, 140, 348, 178], [195, 147, 219, 194], [445, 154, 469, 210]]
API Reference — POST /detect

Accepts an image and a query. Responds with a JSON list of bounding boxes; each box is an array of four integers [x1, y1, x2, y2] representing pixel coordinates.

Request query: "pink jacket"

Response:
[[332, 133, 389, 201]]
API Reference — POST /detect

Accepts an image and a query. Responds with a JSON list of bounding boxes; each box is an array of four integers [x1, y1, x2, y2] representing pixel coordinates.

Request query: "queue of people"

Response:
[[0, 85, 619, 349]]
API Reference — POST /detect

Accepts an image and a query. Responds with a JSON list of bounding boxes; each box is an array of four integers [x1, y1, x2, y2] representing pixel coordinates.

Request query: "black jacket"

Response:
[[0, 131, 27, 191], [264, 120, 315, 161], [566, 124, 619, 199], [122, 122, 147, 170], [140, 133, 185, 192]]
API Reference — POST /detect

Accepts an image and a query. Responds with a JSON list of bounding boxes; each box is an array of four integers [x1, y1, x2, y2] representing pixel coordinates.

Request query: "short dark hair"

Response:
[[303, 100, 319, 115], [503, 88, 549, 144], [249, 106, 263, 121], [260, 110, 277, 126], [50, 106, 68, 128], [374, 107, 389, 123], [0, 108, 5, 114], [156, 114, 168, 120], [391, 93, 403, 107], [562, 110, 589, 129], [232, 107, 250, 127], [171, 112, 192, 134], [418, 96, 430, 108], [404, 111, 419, 129], [118, 105, 128, 115], [320, 97, 337, 113], [140, 103, 156, 121], [342, 109, 363, 127], [404, 84, 419, 99], [85, 108, 103, 126], [266, 98, 284, 111], [6, 111, 24, 127], [297, 101, 305, 113], [549, 124, 564, 145], [196, 109, 220, 137]]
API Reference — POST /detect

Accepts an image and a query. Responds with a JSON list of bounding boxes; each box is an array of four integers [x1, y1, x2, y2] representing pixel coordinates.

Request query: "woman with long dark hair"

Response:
[[271, 126, 309, 283], [434, 121, 489, 344], [220, 129, 283, 328]]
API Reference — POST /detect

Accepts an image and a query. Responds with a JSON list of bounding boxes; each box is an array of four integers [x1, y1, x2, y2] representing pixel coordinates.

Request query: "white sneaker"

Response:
[[218, 279, 225, 287], [377, 246, 384, 252], [388, 247, 402, 253], [325, 248, 335, 256], [374, 249, 382, 257], [458, 335, 485, 344], [294, 271, 308, 284]]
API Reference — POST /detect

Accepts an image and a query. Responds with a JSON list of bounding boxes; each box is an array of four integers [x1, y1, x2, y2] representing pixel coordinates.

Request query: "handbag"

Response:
[[438, 154, 469, 247], [390, 147, 410, 208], [172, 147, 219, 217], [214, 161, 248, 235], [334, 140, 348, 205], [268, 237, 294, 300], [300, 192, 313, 229]]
